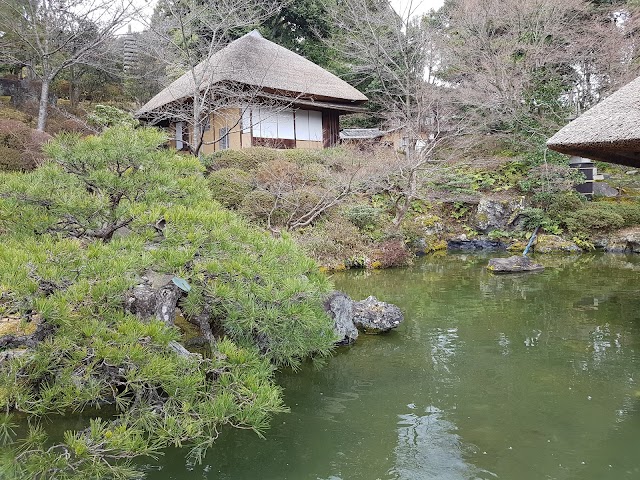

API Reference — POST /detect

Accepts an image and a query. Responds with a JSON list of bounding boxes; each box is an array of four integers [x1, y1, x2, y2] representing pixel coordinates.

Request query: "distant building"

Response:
[[136, 30, 368, 153]]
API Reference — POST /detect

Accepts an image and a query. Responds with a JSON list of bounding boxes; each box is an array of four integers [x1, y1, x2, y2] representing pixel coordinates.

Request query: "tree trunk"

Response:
[[192, 98, 203, 157], [36, 78, 50, 132], [69, 66, 80, 111]]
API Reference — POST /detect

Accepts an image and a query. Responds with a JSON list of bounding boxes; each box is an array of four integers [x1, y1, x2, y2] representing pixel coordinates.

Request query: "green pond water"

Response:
[[98, 254, 640, 478]]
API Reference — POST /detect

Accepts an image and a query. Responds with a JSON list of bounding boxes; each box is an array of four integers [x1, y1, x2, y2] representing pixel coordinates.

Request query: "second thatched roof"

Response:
[[547, 76, 640, 168], [137, 30, 368, 117]]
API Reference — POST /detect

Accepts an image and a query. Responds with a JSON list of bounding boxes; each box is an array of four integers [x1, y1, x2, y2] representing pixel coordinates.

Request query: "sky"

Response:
[[121, 0, 447, 34], [390, 0, 446, 17]]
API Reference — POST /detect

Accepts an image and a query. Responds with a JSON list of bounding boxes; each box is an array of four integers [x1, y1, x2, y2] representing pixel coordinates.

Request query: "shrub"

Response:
[[292, 213, 369, 269], [282, 148, 327, 165], [208, 167, 253, 208], [256, 159, 304, 188], [372, 239, 412, 268], [239, 189, 281, 224], [0, 119, 50, 171], [208, 147, 280, 172], [541, 191, 586, 216], [519, 163, 584, 195], [87, 104, 139, 129], [519, 207, 561, 233], [563, 207, 625, 234], [561, 201, 640, 235], [344, 204, 382, 229]]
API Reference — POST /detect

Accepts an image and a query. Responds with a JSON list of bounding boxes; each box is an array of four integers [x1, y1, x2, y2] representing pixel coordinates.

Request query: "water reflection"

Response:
[[390, 406, 495, 480], [430, 328, 459, 374]]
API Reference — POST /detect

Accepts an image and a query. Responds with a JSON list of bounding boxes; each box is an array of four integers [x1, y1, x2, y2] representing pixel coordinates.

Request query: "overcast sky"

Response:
[[390, 0, 445, 17], [121, 0, 446, 34]]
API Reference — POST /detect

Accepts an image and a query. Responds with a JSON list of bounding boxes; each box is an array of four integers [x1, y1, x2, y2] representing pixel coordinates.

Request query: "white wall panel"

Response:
[[277, 108, 295, 139], [309, 110, 323, 142], [295, 110, 310, 140], [175, 122, 183, 150], [241, 108, 251, 133]]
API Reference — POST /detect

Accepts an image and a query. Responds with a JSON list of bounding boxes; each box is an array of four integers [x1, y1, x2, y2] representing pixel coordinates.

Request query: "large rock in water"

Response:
[[324, 291, 359, 345], [352, 296, 404, 334], [487, 256, 544, 274], [324, 292, 404, 342]]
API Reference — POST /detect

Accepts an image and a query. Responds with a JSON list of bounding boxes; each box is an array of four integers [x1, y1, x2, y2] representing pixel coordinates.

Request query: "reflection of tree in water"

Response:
[[390, 405, 493, 480]]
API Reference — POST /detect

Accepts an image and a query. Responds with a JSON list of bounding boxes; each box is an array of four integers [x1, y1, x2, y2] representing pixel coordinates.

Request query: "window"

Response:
[[219, 127, 229, 150]]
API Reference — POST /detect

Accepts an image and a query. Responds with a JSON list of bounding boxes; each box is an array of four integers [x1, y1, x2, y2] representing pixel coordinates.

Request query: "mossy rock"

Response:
[[534, 234, 581, 253]]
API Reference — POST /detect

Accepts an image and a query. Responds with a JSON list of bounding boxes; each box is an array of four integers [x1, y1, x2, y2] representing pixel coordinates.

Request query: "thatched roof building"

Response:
[[137, 30, 367, 117], [137, 30, 367, 153], [547, 76, 640, 168]]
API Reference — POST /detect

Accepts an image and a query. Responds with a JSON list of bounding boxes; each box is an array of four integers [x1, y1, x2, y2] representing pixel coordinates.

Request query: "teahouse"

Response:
[[136, 30, 368, 153]]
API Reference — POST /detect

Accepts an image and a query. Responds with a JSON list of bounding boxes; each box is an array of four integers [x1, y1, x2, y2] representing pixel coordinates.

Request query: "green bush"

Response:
[[344, 204, 382, 229], [282, 148, 327, 165], [561, 201, 640, 235], [541, 191, 586, 217], [87, 104, 139, 129], [563, 207, 625, 234], [208, 167, 253, 208], [519, 164, 584, 195], [519, 207, 562, 233], [207, 147, 280, 172]]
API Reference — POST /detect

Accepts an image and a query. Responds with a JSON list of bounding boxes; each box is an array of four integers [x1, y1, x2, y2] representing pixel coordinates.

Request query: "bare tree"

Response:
[[439, 0, 640, 140], [330, 0, 464, 226], [135, 0, 283, 157], [0, 0, 135, 131]]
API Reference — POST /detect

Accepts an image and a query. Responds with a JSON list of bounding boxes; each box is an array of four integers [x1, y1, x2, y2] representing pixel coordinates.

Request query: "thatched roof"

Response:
[[547, 76, 640, 168], [137, 30, 367, 117]]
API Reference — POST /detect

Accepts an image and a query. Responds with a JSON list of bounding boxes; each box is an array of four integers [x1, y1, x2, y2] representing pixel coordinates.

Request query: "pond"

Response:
[[150, 253, 640, 479]]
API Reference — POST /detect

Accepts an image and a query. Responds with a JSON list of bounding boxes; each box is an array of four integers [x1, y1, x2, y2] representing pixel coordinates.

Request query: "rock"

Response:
[[0, 348, 28, 365], [473, 198, 524, 233], [603, 227, 640, 253], [0, 317, 54, 350], [448, 238, 507, 251], [168, 340, 200, 359], [112, 226, 134, 239], [626, 170, 638, 175], [534, 234, 581, 253], [352, 296, 404, 334], [125, 272, 183, 325], [324, 291, 358, 345], [593, 182, 618, 197], [487, 255, 544, 274], [323, 292, 404, 341]]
